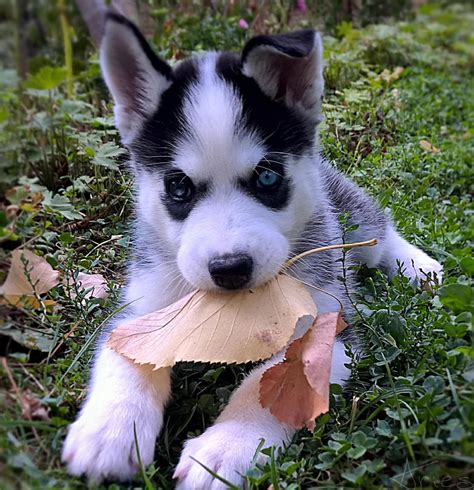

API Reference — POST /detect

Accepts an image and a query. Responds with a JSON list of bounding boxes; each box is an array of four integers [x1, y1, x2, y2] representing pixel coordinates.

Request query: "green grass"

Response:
[[1, 3, 473, 489]]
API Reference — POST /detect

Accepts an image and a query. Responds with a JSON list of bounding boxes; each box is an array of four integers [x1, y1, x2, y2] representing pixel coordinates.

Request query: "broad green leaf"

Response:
[[423, 375, 445, 393], [0, 68, 19, 88], [342, 464, 367, 484], [92, 142, 127, 170], [347, 446, 366, 459], [42, 191, 83, 220], [439, 283, 473, 313], [0, 323, 56, 352], [25, 66, 67, 90], [460, 257, 474, 276]]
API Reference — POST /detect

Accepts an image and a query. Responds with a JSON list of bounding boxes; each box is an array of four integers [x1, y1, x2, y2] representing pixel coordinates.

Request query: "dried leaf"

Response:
[[68, 272, 108, 299], [379, 66, 404, 83], [0, 323, 56, 352], [108, 274, 317, 368], [419, 139, 440, 154], [0, 249, 60, 307], [0, 296, 56, 309], [20, 391, 50, 421], [260, 312, 347, 430], [259, 335, 317, 428]]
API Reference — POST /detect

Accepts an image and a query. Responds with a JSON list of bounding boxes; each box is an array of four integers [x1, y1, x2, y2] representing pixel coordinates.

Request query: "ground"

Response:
[[0, 2, 473, 489]]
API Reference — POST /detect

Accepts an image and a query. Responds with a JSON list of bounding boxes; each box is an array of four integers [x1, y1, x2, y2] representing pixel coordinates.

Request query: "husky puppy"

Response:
[[62, 12, 442, 488]]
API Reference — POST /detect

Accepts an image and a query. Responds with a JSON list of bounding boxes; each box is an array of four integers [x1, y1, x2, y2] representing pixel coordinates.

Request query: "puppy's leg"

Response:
[[377, 226, 443, 282], [62, 342, 170, 482], [321, 163, 442, 282], [174, 341, 350, 489]]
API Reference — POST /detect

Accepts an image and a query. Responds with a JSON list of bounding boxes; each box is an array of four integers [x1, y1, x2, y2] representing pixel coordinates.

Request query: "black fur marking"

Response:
[[161, 171, 209, 221], [242, 29, 316, 62], [130, 58, 198, 169], [239, 159, 291, 210], [216, 52, 315, 158], [105, 12, 172, 80]]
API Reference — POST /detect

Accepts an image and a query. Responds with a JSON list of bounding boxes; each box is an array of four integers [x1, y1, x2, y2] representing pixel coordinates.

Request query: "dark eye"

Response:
[[253, 165, 283, 191], [165, 173, 195, 202]]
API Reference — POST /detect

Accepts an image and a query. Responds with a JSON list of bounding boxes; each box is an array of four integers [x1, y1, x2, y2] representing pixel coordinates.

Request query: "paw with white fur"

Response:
[[62, 349, 170, 482], [62, 401, 161, 482], [174, 420, 286, 489], [402, 247, 443, 284], [382, 229, 443, 284]]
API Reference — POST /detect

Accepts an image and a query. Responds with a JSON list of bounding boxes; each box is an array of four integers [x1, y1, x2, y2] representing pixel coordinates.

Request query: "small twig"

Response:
[[9, 193, 128, 257], [44, 320, 80, 363], [18, 363, 46, 392], [283, 238, 378, 269]]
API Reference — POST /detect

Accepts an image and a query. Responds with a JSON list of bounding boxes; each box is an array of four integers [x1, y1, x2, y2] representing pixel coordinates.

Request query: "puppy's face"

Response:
[[101, 14, 324, 291]]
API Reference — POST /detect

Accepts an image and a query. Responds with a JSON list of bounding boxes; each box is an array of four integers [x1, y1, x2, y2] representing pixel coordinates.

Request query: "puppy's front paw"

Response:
[[403, 248, 443, 284], [174, 421, 284, 490], [62, 403, 161, 482]]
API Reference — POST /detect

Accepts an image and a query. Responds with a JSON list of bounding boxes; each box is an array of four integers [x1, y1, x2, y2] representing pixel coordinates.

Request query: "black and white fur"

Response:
[[62, 13, 442, 488]]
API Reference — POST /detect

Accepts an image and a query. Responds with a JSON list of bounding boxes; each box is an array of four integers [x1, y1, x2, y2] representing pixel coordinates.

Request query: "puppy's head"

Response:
[[101, 13, 324, 291]]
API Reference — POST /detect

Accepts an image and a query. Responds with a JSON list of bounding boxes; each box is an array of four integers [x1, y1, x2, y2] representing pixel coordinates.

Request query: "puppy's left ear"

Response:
[[242, 30, 324, 123], [100, 12, 173, 145]]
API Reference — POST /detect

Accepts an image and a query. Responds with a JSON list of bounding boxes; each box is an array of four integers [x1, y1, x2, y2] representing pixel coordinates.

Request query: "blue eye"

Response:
[[255, 168, 282, 190]]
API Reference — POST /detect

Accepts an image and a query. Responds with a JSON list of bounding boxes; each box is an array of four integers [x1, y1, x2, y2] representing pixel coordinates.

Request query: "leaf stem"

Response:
[[281, 272, 344, 311], [283, 238, 378, 269]]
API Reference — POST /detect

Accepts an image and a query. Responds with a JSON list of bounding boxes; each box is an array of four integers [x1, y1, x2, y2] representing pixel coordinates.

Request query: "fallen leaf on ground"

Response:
[[108, 274, 317, 367], [260, 312, 347, 430], [379, 66, 404, 83], [67, 272, 108, 299], [0, 323, 56, 352], [19, 390, 50, 421], [419, 139, 440, 154], [0, 357, 49, 420], [0, 249, 60, 307]]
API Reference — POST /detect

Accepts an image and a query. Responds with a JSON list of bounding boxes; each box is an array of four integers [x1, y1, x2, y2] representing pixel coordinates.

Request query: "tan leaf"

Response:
[[379, 66, 404, 83], [20, 391, 50, 421], [419, 139, 440, 154], [0, 296, 56, 309], [68, 272, 108, 299], [260, 312, 347, 430], [108, 274, 317, 368], [0, 249, 60, 307]]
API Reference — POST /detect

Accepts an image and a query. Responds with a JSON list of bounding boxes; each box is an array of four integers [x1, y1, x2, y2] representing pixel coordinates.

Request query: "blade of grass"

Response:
[[133, 421, 155, 490], [189, 456, 241, 490]]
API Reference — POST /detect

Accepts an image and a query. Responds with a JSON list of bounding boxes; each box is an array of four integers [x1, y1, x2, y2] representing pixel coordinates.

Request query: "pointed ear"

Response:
[[100, 12, 173, 145], [242, 30, 324, 123]]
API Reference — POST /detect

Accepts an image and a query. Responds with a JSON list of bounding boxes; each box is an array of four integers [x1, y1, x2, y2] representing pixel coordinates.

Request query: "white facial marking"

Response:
[[175, 54, 264, 182], [134, 53, 320, 291]]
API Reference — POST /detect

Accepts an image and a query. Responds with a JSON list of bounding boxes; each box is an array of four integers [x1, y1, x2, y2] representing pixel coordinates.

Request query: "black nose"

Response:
[[208, 254, 253, 290]]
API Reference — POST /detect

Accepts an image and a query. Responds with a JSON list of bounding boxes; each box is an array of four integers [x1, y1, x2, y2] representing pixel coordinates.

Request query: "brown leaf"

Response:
[[68, 272, 108, 299], [0, 249, 60, 307], [419, 139, 441, 154], [260, 312, 347, 430], [0, 296, 56, 309], [0, 358, 49, 421], [259, 335, 318, 429], [20, 390, 50, 421], [379, 66, 404, 83], [108, 274, 317, 368]]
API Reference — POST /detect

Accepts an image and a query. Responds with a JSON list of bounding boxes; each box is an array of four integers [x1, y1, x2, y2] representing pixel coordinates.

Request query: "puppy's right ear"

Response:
[[100, 12, 173, 145]]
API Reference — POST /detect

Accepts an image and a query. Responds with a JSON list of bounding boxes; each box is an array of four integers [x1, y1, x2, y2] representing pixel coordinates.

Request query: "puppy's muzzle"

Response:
[[208, 254, 253, 290]]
